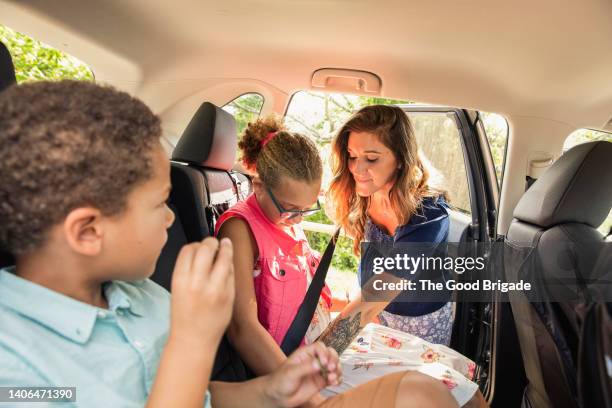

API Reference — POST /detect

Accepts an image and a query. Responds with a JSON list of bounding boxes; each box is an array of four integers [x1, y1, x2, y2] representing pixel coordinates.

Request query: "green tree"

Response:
[[285, 92, 411, 148], [481, 112, 508, 184], [0, 24, 93, 83], [564, 128, 612, 149], [304, 211, 359, 272], [223, 93, 265, 136]]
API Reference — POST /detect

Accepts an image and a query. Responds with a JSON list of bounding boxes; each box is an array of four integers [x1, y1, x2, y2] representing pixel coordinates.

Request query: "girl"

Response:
[[328, 104, 454, 346], [215, 116, 333, 376]]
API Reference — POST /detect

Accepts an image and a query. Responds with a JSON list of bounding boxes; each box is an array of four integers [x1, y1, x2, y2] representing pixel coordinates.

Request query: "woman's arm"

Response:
[[321, 203, 452, 354], [319, 272, 403, 354], [218, 217, 287, 375]]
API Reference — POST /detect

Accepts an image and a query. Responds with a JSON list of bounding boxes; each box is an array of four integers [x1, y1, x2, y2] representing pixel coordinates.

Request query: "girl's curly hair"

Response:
[[239, 115, 322, 189]]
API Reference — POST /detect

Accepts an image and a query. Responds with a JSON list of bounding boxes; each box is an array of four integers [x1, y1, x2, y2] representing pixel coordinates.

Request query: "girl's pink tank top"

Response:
[[215, 193, 331, 346]]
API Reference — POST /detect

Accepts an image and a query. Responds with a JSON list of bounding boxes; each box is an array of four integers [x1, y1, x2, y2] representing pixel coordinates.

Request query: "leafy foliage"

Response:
[[564, 128, 612, 148], [222, 93, 265, 136], [480, 112, 508, 184], [283, 92, 413, 147], [304, 211, 359, 273], [0, 24, 93, 83]]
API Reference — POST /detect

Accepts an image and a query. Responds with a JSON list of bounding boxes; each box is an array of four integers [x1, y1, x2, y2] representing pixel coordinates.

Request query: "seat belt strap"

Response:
[[280, 228, 341, 355]]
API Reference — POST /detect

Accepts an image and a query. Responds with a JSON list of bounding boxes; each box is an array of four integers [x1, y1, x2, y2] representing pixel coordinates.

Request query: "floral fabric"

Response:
[[323, 323, 478, 407], [378, 301, 454, 346]]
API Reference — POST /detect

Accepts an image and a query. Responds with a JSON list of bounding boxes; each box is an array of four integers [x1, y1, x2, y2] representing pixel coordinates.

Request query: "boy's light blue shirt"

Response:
[[0, 267, 211, 407]]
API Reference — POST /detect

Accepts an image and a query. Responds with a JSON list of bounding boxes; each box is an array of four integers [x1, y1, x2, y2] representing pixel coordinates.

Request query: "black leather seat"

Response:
[[0, 41, 16, 93], [505, 141, 612, 408], [151, 101, 252, 382], [0, 41, 17, 268], [151, 101, 251, 291]]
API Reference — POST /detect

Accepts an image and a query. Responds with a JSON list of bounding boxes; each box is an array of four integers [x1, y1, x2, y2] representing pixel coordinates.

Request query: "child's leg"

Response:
[[393, 371, 458, 408], [462, 390, 488, 408], [318, 371, 459, 408]]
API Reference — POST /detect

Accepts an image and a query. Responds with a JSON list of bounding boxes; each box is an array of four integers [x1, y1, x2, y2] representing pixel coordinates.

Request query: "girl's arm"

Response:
[[218, 217, 288, 375]]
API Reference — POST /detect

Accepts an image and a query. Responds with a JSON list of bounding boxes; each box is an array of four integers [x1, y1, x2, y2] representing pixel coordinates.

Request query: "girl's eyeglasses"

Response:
[[266, 186, 321, 220]]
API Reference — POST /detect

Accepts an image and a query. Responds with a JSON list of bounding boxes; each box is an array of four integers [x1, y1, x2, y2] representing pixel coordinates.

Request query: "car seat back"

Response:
[[152, 101, 252, 291], [505, 141, 612, 408], [0, 40, 17, 268]]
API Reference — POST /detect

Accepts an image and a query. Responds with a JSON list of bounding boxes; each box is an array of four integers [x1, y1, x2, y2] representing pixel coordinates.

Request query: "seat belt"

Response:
[[528, 230, 579, 406], [280, 228, 341, 355]]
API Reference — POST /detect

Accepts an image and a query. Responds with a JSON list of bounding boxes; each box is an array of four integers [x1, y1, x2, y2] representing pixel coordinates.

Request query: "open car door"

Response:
[[399, 106, 514, 405]]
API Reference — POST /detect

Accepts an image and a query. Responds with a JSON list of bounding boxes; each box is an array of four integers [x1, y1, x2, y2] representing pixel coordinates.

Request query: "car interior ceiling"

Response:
[[1, 23, 611, 404]]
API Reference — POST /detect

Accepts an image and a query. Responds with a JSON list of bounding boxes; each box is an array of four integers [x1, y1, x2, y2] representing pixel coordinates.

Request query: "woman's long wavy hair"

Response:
[[328, 105, 448, 254]]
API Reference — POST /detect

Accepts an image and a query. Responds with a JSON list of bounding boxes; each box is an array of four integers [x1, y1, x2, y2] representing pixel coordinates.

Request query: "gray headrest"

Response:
[[171, 102, 237, 170], [513, 141, 612, 228], [1, 42, 17, 93]]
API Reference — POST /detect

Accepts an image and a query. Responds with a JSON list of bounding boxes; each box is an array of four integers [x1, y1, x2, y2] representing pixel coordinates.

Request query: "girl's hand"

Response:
[[264, 342, 342, 408]]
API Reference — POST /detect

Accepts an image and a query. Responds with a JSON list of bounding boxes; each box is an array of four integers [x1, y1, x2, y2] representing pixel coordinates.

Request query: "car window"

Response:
[[286, 92, 417, 298], [285, 91, 472, 214], [564, 128, 612, 236], [221, 93, 265, 136], [222, 93, 265, 165], [407, 112, 471, 214], [480, 112, 509, 187], [563, 128, 612, 151], [285, 91, 411, 143], [0, 24, 93, 82]]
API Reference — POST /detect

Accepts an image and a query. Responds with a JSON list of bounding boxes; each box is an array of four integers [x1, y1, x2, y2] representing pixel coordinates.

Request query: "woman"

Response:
[[328, 105, 454, 345]]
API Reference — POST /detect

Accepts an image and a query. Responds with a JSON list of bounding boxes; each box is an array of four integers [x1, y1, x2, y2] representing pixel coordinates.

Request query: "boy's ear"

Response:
[[63, 207, 104, 256]]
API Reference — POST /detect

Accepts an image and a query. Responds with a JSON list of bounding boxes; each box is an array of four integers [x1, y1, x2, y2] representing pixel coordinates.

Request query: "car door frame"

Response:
[[399, 105, 502, 402]]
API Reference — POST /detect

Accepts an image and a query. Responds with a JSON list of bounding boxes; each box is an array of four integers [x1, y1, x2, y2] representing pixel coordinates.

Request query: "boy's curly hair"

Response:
[[0, 80, 161, 255], [239, 115, 322, 188]]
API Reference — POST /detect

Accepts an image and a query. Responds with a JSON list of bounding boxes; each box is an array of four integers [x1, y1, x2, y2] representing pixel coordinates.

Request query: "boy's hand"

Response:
[[169, 237, 235, 346], [264, 342, 342, 408]]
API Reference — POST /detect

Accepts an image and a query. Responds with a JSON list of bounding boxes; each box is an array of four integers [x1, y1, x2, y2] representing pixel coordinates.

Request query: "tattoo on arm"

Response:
[[317, 312, 362, 355]]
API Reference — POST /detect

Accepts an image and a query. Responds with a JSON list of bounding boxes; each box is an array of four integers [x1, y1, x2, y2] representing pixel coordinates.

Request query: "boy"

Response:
[[0, 81, 458, 408]]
